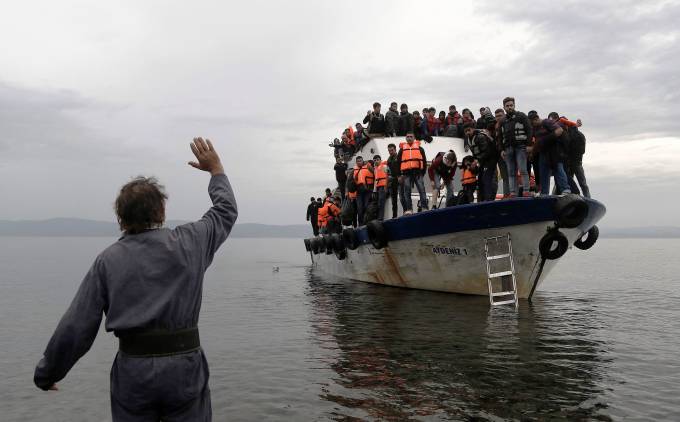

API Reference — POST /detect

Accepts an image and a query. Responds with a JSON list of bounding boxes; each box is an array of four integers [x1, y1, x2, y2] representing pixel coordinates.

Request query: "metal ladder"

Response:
[[484, 234, 519, 308]]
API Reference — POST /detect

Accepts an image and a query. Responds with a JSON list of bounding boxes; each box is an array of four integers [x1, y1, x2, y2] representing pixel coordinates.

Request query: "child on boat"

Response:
[[460, 155, 478, 204]]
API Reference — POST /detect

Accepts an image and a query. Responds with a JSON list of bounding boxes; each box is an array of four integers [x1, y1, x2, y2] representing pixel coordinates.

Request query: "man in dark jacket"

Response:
[[412, 111, 424, 140], [344, 169, 358, 227], [385, 102, 399, 137], [363, 102, 386, 135], [386, 143, 401, 218], [476, 107, 490, 129], [548, 112, 590, 197], [334, 157, 348, 199], [34, 137, 237, 421], [354, 123, 370, 151], [306, 196, 320, 236], [493, 108, 511, 196], [464, 123, 498, 202], [499, 97, 532, 197], [396, 103, 414, 136], [529, 111, 571, 195]]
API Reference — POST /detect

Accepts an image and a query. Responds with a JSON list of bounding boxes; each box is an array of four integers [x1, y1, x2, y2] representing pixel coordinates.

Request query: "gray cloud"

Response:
[[0, 1, 678, 226], [0, 82, 135, 161], [474, 0, 680, 139]]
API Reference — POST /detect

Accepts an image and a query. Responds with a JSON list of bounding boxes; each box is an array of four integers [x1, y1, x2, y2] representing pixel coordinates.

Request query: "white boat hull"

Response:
[[308, 197, 606, 298]]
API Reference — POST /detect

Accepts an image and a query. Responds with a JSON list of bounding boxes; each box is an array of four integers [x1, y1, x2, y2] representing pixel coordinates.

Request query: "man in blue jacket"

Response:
[[34, 137, 238, 421]]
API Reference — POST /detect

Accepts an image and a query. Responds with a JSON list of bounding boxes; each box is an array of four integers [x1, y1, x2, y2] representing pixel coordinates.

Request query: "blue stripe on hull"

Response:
[[356, 196, 606, 243]]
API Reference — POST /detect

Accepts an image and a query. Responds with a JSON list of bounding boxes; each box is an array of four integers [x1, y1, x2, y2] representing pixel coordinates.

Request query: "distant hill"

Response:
[[0, 218, 678, 239], [0, 218, 311, 238]]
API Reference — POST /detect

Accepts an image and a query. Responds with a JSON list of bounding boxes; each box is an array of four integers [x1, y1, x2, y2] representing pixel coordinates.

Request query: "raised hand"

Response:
[[188, 137, 224, 176]]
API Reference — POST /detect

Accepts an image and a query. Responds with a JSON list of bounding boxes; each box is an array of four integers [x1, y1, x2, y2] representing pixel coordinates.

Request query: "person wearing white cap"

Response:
[[428, 150, 458, 208]]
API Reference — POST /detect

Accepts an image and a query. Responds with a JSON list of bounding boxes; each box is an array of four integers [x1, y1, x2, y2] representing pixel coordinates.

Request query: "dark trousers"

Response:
[[337, 179, 346, 199], [498, 158, 510, 195], [388, 182, 399, 218], [348, 199, 358, 227], [462, 184, 476, 204], [376, 186, 386, 220], [357, 188, 372, 225], [110, 350, 211, 422], [567, 159, 591, 198], [529, 152, 539, 193], [478, 165, 497, 202], [310, 220, 319, 236], [565, 161, 580, 195]]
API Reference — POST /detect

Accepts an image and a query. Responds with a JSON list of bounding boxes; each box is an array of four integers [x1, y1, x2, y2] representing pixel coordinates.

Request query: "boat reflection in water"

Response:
[[306, 270, 613, 421]]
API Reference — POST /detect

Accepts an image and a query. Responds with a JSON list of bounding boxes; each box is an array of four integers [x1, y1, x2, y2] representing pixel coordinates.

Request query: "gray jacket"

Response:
[[34, 174, 238, 390], [385, 109, 400, 136]]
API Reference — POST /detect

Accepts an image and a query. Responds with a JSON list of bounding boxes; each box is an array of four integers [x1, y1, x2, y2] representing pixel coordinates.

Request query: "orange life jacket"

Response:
[[399, 140, 423, 171], [318, 201, 340, 227], [374, 161, 388, 188], [461, 169, 476, 185], [317, 203, 329, 227], [354, 165, 374, 186], [328, 203, 340, 218]]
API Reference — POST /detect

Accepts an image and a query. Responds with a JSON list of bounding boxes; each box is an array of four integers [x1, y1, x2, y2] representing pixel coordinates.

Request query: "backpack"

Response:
[[455, 190, 469, 206], [445, 194, 459, 207], [363, 193, 379, 222], [346, 175, 357, 193], [340, 198, 356, 226], [568, 126, 586, 156]]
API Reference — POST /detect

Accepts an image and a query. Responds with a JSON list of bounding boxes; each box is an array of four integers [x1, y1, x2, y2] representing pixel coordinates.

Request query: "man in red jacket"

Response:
[[428, 151, 458, 208]]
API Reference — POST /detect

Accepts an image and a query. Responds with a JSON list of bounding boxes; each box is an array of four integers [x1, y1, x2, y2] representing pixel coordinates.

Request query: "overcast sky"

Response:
[[1, 0, 678, 228]]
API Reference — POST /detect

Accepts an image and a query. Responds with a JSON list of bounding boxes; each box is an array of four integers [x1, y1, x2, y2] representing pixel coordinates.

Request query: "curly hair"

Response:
[[115, 176, 167, 234]]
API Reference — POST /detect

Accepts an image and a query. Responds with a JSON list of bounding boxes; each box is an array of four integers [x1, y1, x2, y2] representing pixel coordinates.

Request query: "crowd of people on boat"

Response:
[[308, 97, 591, 235]]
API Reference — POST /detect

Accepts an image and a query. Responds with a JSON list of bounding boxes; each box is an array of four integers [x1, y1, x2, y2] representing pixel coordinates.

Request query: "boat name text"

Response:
[[432, 246, 468, 256]]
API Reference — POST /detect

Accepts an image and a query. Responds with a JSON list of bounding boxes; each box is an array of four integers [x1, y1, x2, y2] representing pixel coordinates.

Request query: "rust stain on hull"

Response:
[[383, 248, 409, 287]]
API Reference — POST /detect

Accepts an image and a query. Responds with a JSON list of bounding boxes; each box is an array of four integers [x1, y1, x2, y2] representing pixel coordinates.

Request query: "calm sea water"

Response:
[[1, 237, 678, 421]]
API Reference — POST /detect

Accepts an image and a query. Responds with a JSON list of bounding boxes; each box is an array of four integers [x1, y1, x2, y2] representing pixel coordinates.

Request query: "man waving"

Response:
[[34, 137, 237, 421]]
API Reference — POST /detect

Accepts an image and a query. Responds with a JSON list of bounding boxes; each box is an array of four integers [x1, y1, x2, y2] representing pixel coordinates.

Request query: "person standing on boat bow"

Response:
[[464, 122, 499, 202], [33, 137, 237, 422], [386, 143, 401, 218], [306, 196, 320, 236], [372, 154, 389, 220], [353, 156, 374, 225], [397, 133, 428, 214], [500, 96, 532, 197]]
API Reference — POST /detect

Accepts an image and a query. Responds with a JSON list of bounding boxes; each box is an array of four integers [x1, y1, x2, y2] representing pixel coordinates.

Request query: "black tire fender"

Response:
[[574, 225, 599, 250], [539, 230, 569, 260], [331, 233, 345, 252], [366, 220, 388, 249], [342, 228, 360, 250], [304, 238, 311, 252], [323, 236, 334, 254], [554, 194, 588, 228], [331, 234, 347, 260], [310, 237, 321, 254]]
